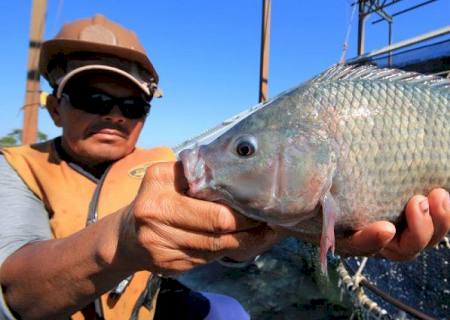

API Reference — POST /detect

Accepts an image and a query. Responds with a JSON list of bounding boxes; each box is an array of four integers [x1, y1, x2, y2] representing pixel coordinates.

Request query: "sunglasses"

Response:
[[61, 91, 151, 119]]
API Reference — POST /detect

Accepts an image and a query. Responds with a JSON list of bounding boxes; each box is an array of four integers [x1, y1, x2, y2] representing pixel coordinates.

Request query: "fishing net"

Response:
[[339, 236, 450, 320]]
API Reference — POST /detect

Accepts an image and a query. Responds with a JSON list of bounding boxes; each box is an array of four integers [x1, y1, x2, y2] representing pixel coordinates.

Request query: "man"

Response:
[[0, 14, 449, 320]]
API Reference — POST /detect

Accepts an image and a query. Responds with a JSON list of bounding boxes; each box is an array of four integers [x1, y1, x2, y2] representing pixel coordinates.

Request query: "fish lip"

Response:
[[179, 148, 213, 196]]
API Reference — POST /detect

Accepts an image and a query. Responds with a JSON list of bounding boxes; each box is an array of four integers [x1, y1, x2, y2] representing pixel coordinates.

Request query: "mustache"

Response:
[[87, 122, 130, 137]]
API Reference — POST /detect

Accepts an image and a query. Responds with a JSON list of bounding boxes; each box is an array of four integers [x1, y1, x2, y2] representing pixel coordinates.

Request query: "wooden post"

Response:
[[22, 0, 47, 145], [258, 0, 271, 103]]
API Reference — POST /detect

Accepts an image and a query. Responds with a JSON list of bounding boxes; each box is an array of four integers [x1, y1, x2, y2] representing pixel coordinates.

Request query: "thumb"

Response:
[[336, 221, 396, 256]]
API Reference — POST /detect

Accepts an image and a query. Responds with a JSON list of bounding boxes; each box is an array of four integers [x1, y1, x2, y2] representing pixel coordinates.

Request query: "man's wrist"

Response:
[[94, 207, 139, 273]]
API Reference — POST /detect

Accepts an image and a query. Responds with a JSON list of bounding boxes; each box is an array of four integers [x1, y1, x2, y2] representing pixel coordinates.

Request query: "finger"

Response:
[[142, 161, 186, 192], [137, 162, 261, 233], [136, 192, 261, 235], [171, 226, 278, 265], [427, 188, 450, 247], [381, 195, 433, 260], [141, 222, 270, 258], [151, 250, 210, 276], [177, 197, 262, 233], [224, 225, 280, 261], [336, 221, 395, 256]]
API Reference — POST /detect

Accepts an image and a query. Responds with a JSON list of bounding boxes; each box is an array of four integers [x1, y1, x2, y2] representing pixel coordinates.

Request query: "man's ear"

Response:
[[46, 95, 63, 127]]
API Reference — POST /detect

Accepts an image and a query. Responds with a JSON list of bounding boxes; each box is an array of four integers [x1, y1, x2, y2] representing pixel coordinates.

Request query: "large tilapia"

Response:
[[179, 64, 450, 271]]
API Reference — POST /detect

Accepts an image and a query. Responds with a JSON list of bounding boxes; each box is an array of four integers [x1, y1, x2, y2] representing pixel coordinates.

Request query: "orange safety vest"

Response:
[[2, 139, 177, 320]]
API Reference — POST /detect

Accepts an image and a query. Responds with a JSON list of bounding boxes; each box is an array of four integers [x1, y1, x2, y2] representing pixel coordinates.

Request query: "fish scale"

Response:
[[180, 64, 450, 270], [327, 78, 450, 231]]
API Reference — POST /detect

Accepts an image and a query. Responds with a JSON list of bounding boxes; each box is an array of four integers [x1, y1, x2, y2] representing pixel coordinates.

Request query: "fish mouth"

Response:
[[179, 147, 214, 197]]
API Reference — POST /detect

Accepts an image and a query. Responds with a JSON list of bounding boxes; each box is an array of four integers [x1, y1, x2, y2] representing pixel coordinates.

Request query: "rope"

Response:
[[353, 256, 368, 287], [339, 0, 358, 64], [52, 0, 64, 36], [337, 259, 391, 319]]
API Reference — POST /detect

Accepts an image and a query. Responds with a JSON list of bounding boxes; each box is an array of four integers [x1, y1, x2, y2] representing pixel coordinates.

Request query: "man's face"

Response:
[[49, 73, 149, 166]]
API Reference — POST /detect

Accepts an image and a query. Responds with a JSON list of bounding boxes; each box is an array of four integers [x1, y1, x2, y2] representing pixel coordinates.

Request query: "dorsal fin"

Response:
[[311, 63, 450, 90]]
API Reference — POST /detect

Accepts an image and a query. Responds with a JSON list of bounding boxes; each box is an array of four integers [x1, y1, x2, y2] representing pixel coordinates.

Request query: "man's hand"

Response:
[[335, 188, 450, 259], [120, 161, 279, 276]]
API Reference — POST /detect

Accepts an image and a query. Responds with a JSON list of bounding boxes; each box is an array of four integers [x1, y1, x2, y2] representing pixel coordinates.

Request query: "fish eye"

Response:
[[235, 136, 257, 157]]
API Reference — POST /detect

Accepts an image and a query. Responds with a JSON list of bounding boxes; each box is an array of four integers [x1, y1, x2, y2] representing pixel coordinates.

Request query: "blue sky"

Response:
[[1, 0, 449, 148]]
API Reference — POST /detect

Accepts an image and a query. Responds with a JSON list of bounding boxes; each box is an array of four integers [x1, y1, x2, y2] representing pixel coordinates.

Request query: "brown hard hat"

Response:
[[39, 14, 159, 88]]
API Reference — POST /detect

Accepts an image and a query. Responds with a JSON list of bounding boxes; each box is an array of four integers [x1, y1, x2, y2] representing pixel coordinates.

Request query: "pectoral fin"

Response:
[[319, 191, 338, 275]]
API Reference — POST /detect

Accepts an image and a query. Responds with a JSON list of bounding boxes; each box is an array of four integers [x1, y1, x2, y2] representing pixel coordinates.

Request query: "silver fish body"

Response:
[[180, 64, 450, 268]]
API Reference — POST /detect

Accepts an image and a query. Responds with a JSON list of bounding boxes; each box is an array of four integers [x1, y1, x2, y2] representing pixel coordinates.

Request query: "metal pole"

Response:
[[357, 0, 367, 56], [22, 0, 47, 145], [258, 0, 271, 103], [348, 25, 450, 63], [388, 21, 393, 66]]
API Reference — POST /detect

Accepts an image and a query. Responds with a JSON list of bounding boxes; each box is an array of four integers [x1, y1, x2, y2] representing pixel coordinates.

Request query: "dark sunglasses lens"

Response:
[[64, 91, 149, 119], [66, 92, 113, 115], [119, 100, 150, 119], [84, 93, 114, 115]]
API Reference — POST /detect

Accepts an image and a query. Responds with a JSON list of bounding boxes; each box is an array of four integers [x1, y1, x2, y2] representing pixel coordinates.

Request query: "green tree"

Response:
[[0, 129, 47, 148]]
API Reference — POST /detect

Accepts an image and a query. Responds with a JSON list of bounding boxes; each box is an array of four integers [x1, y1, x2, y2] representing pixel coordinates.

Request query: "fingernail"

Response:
[[443, 192, 450, 212], [419, 199, 429, 214]]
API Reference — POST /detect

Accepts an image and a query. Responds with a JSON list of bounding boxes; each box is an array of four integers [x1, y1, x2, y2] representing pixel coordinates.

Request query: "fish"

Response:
[[179, 64, 450, 272]]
